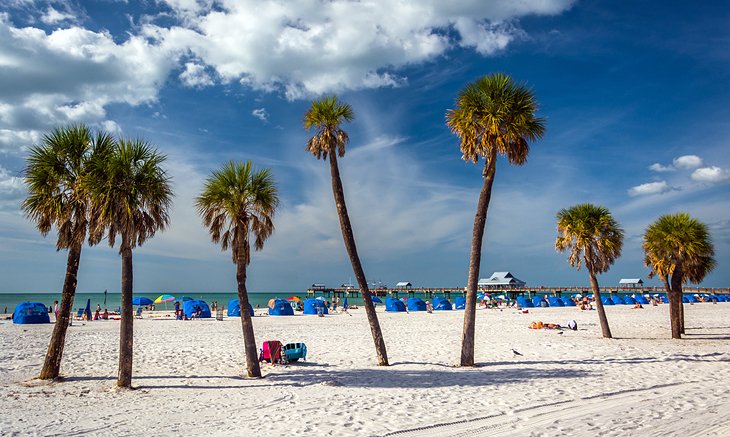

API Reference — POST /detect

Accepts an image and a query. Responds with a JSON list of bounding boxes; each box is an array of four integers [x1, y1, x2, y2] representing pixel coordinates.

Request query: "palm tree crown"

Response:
[[304, 95, 354, 160], [196, 161, 279, 264], [88, 138, 172, 249], [555, 203, 624, 274], [23, 124, 113, 249], [643, 213, 715, 284], [446, 73, 545, 165]]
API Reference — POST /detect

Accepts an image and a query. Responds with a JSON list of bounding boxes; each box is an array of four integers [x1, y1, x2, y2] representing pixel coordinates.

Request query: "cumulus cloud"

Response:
[[0, 165, 25, 211], [673, 154, 703, 169], [149, 0, 576, 99], [252, 108, 268, 122], [40, 6, 75, 25], [628, 180, 670, 197], [691, 166, 730, 183], [179, 61, 214, 88], [648, 163, 674, 172]]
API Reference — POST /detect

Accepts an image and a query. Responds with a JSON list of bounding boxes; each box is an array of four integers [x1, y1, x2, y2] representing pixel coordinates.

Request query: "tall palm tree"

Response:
[[643, 213, 715, 339], [23, 124, 114, 380], [446, 73, 545, 366], [304, 96, 388, 366], [88, 139, 173, 388], [555, 204, 623, 338], [196, 161, 278, 378]]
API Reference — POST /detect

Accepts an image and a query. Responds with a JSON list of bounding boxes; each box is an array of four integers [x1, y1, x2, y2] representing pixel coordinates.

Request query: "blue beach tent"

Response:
[[303, 298, 328, 315], [385, 298, 407, 312], [268, 299, 294, 316], [681, 296, 690, 303], [183, 300, 211, 318], [635, 295, 649, 304], [13, 302, 50, 324], [611, 296, 625, 305], [407, 297, 426, 311], [623, 296, 637, 305], [561, 297, 576, 307], [547, 296, 565, 307], [532, 296, 548, 307], [432, 297, 452, 311], [454, 296, 466, 310], [661, 295, 669, 303], [227, 299, 254, 317], [601, 297, 615, 305], [516, 296, 534, 308]]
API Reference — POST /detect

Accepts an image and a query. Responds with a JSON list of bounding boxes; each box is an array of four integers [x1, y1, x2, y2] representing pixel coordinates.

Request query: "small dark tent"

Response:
[[227, 299, 254, 317], [183, 300, 211, 318], [516, 296, 534, 308], [385, 298, 406, 312], [432, 297, 452, 310], [303, 298, 328, 315], [407, 297, 426, 311], [13, 302, 50, 324], [268, 299, 294, 316], [454, 296, 466, 310]]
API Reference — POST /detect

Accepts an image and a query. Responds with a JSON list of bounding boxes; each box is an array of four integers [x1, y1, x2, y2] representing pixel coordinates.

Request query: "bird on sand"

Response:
[[511, 349, 523, 356]]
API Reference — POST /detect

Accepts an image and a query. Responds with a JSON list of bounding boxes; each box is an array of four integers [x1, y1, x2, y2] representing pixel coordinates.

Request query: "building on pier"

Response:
[[478, 272, 526, 290]]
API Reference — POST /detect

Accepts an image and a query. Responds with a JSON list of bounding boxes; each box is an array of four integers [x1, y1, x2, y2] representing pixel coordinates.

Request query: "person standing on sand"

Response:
[[53, 301, 59, 321]]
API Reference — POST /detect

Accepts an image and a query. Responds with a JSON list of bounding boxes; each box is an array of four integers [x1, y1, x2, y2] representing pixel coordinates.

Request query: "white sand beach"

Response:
[[2, 303, 730, 436]]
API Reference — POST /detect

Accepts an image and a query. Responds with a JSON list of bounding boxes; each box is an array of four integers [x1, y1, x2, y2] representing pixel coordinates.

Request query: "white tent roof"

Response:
[[619, 278, 644, 284], [395, 281, 412, 287], [478, 272, 526, 287]]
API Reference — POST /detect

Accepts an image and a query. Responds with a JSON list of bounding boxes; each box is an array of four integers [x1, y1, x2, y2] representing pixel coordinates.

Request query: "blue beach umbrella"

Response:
[[132, 297, 154, 306], [370, 296, 383, 303]]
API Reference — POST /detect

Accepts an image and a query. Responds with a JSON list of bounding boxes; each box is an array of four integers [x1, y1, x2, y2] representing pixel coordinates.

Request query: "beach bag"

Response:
[[567, 320, 577, 331], [260, 340, 285, 364]]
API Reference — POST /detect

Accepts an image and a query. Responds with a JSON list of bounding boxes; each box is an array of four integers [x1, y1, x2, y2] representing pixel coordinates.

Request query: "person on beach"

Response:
[[102, 308, 109, 320], [633, 302, 643, 309], [93, 308, 100, 320], [53, 300, 59, 321]]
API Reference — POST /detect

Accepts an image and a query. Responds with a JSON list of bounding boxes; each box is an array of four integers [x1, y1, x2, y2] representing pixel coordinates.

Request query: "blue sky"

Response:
[[0, 0, 728, 293]]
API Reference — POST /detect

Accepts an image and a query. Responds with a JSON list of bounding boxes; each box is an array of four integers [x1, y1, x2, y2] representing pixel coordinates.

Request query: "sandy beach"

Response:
[[1, 303, 729, 436]]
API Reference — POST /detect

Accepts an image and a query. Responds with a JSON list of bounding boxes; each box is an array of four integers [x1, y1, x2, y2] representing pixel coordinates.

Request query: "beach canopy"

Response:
[[454, 296, 466, 310], [287, 296, 301, 302], [132, 297, 153, 306], [13, 302, 50, 324], [601, 297, 615, 305], [622, 296, 637, 305], [370, 295, 383, 303], [154, 294, 175, 304], [385, 298, 407, 312], [407, 297, 426, 311], [182, 300, 211, 318], [432, 297, 452, 310], [532, 296, 548, 307], [303, 298, 328, 315], [175, 296, 193, 303], [516, 296, 534, 308], [561, 297, 576, 307], [685, 295, 698, 303], [268, 299, 294, 316], [227, 299, 253, 317], [635, 295, 650, 304], [547, 296, 565, 307], [611, 296, 625, 305]]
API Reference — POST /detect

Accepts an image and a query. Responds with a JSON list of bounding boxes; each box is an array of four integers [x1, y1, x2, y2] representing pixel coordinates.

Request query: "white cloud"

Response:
[[628, 180, 670, 197], [150, 0, 576, 99], [40, 6, 75, 25], [252, 108, 268, 122], [179, 61, 214, 87], [673, 154, 703, 169], [0, 165, 25, 211], [648, 163, 674, 172], [691, 166, 730, 183]]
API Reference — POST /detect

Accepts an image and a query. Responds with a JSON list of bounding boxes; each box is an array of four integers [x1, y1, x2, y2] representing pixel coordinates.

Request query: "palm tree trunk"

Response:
[[235, 233, 262, 378], [460, 149, 497, 366], [39, 242, 82, 380], [328, 151, 388, 366], [588, 270, 612, 338], [117, 243, 134, 387], [669, 266, 684, 339]]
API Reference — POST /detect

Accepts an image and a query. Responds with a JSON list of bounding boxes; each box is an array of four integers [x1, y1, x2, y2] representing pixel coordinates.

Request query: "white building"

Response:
[[395, 281, 412, 289], [619, 278, 644, 287], [478, 272, 526, 289]]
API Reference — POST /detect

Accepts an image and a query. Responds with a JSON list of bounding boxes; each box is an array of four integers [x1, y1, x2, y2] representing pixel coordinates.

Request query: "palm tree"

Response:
[[88, 139, 173, 388], [304, 96, 388, 366], [23, 124, 114, 380], [196, 161, 278, 378], [446, 73, 545, 365], [555, 204, 623, 338], [643, 213, 715, 339]]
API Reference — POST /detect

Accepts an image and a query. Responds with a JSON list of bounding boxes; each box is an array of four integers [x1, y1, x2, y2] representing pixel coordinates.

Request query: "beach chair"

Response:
[[283, 343, 307, 362], [135, 307, 143, 318], [75, 308, 84, 320], [259, 340, 287, 364]]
